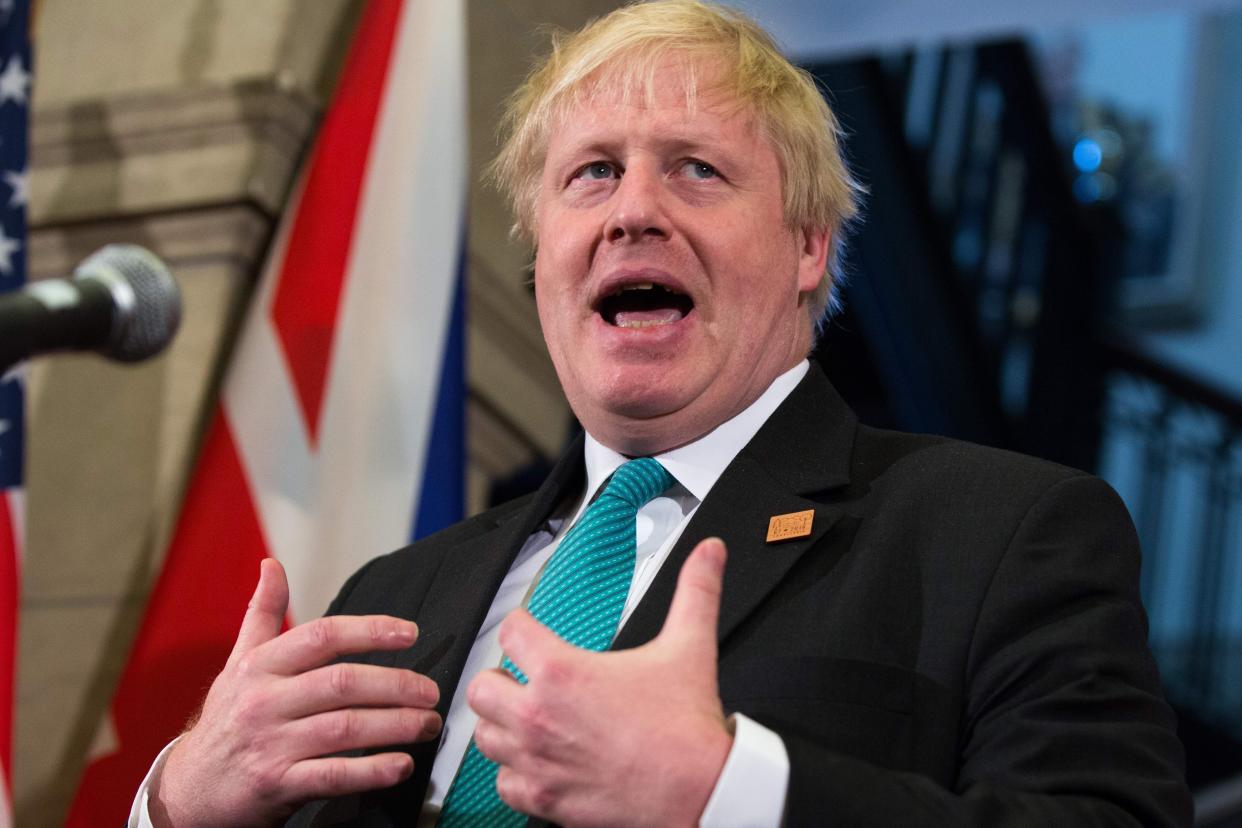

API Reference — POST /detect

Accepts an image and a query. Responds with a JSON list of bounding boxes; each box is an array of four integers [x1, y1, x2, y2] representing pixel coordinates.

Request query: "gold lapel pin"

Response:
[[766, 509, 815, 543]]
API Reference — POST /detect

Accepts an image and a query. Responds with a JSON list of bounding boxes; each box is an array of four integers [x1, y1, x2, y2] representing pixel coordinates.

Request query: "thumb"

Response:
[[658, 537, 726, 655], [229, 557, 289, 661]]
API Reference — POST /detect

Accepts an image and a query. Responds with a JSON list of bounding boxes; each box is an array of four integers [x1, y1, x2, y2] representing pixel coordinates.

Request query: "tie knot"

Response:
[[601, 457, 673, 509]]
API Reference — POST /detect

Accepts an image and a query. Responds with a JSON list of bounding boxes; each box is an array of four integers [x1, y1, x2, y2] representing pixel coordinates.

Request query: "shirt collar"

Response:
[[582, 359, 809, 504]]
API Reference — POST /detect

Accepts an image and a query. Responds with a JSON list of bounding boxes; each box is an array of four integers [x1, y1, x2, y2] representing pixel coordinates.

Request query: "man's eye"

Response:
[[683, 161, 718, 180], [577, 162, 616, 181]]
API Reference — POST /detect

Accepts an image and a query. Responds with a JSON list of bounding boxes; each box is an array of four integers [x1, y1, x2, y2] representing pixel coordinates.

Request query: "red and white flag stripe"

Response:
[[66, 0, 465, 821], [0, 488, 17, 828], [0, 2, 31, 824]]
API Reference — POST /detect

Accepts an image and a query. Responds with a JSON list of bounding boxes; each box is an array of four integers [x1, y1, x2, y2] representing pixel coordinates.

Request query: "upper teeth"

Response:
[[621, 283, 655, 291]]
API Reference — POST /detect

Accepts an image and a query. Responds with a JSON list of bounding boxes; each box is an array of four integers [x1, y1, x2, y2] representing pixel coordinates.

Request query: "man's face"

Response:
[[533, 62, 830, 455]]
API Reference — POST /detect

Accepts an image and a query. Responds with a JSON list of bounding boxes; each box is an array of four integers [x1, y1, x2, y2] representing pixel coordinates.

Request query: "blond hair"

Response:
[[492, 0, 863, 328]]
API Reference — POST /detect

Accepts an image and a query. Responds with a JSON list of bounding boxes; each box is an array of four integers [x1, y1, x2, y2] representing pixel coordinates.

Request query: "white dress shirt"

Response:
[[133, 360, 807, 828]]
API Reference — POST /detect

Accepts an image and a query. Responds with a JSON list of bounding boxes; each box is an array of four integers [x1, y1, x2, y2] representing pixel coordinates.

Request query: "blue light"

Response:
[[1073, 138, 1103, 173]]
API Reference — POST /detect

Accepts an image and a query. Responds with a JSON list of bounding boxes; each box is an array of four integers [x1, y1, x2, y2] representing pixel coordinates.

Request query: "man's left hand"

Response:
[[467, 537, 734, 828]]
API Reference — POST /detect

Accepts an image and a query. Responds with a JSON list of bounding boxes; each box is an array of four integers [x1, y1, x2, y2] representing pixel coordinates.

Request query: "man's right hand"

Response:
[[150, 558, 443, 828]]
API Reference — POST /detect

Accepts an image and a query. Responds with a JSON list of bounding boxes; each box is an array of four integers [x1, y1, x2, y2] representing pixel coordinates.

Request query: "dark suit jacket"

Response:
[[289, 367, 1191, 827]]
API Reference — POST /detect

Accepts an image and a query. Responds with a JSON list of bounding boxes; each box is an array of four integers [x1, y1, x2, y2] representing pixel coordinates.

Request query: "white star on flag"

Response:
[[0, 54, 28, 106], [2, 167, 24, 207], [0, 224, 19, 275]]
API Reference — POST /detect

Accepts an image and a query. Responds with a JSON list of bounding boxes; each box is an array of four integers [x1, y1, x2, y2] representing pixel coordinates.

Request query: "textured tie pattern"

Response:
[[437, 458, 673, 827]]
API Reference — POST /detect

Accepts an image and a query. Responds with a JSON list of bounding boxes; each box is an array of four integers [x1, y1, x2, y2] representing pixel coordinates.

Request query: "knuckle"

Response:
[[368, 617, 387, 643], [528, 778, 558, 813], [246, 756, 285, 798], [515, 698, 552, 747], [685, 569, 714, 594], [317, 758, 348, 792], [309, 619, 336, 650], [233, 691, 268, 730], [233, 651, 262, 680], [537, 653, 573, 689], [327, 664, 354, 699], [329, 710, 361, 744]]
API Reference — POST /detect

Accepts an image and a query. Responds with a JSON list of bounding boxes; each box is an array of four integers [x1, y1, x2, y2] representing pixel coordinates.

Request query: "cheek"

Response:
[[534, 230, 586, 293], [533, 247, 568, 309], [533, 284, 564, 353]]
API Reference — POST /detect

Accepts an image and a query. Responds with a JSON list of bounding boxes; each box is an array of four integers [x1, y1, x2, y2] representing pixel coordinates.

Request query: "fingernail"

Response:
[[391, 622, 418, 644], [702, 538, 726, 571], [390, 754, 414, 780]]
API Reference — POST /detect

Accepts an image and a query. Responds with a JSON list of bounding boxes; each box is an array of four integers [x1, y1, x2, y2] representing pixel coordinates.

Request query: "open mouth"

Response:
[[597, 283, 694, 328]]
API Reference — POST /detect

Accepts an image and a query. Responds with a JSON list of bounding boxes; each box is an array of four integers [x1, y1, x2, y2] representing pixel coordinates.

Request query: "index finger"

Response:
[[251, 614, 419, 675]]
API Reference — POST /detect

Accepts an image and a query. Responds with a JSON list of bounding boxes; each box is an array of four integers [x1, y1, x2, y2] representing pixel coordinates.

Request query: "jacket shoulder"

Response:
[[851, 424, 1098, 499]]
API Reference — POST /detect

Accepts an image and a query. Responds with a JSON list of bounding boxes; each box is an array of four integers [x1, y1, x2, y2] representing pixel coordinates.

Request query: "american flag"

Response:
[[0, 0, 28, 823]]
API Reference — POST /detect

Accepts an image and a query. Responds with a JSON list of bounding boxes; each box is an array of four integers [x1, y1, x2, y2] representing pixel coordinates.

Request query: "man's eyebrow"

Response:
[[554, 132, 738, 159], [659, 135, 730, 156]]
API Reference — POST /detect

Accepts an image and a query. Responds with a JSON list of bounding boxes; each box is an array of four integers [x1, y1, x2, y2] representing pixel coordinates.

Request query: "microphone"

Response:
[[0, 244, 181, 374]]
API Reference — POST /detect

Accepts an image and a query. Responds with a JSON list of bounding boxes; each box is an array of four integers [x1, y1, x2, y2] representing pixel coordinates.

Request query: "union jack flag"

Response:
[[0, 0, 29, 824], [66, 1, 466, 822]]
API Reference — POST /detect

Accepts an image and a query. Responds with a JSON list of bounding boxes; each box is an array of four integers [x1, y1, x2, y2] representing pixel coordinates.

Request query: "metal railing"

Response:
[[810, 40, 1122, 469], [1098, 338, 1242, 736]]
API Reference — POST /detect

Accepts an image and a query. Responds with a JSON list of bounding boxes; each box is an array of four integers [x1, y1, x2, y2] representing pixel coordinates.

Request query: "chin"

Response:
[[559, 356, 717, 444], [576, 390, 718, 456], [587, 396, 682, 431], [593, 372, 697, 419]]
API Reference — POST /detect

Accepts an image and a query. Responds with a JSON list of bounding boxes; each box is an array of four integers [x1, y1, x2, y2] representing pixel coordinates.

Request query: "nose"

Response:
[[603, 162, 670, 244]]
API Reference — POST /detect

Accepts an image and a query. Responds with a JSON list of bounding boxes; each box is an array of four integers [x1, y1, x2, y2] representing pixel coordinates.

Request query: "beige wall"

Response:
[[18, 1, 618, 823]]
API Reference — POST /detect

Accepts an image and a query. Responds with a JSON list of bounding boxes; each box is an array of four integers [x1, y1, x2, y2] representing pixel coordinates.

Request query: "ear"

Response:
[[796, 225, 832, 294]]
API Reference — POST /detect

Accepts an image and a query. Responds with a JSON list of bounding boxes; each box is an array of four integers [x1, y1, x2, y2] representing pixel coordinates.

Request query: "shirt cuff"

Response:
[[129, 737, 179, 828], [699, 713, 789, 828]]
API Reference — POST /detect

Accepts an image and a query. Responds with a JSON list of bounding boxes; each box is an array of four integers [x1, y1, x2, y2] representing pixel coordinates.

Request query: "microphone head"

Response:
[[73, 244, 182, 362]]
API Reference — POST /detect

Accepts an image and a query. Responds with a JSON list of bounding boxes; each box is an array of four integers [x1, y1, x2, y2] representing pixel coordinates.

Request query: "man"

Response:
[[139, 2, 1191, 826]]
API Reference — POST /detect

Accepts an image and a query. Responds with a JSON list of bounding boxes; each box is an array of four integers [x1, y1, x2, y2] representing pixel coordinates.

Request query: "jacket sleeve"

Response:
[[780, 474, 1192, 827]]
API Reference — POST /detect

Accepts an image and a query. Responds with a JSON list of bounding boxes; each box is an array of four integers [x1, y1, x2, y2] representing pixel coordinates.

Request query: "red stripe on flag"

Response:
[[269, 0, 405, 445], [64, 413, 275, 825], [0, 494, 15, 789]]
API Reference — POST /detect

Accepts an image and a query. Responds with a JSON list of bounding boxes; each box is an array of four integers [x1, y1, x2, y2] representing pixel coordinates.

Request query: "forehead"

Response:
[[545, 57, 760, 147]]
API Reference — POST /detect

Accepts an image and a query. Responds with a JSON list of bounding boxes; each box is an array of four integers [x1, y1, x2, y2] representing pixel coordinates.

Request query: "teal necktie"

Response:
[[436, 458, 674, 827]]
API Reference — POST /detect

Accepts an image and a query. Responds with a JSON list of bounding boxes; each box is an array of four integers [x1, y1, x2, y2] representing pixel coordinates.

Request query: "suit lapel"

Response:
[[367, 437, 587, 823], [391, 434, 586, 705], [614, 368, 857, 651]]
